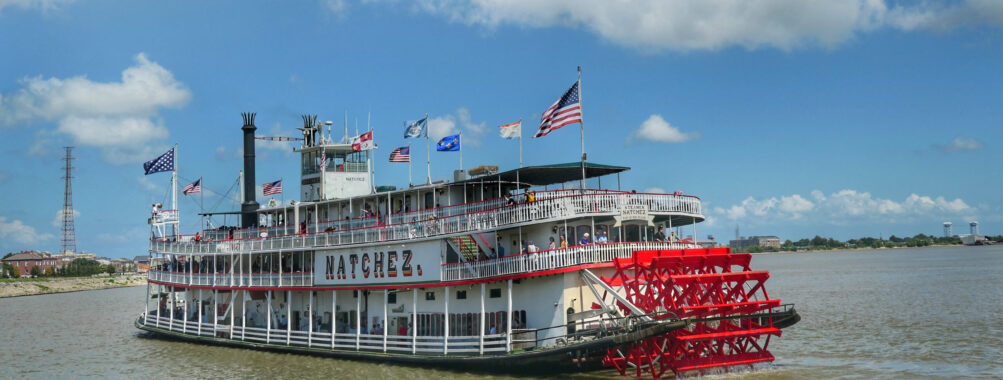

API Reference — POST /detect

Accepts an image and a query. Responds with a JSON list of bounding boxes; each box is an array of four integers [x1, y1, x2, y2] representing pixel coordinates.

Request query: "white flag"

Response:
[[499, 120, 521, 139]]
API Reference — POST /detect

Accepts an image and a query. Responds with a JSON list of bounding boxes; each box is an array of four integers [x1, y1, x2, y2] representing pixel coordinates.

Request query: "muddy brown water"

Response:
[[1, 245, 1000, 379]]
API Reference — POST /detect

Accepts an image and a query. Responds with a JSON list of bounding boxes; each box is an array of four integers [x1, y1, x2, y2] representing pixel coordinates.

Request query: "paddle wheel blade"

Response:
[[600, 248, 792, 378]]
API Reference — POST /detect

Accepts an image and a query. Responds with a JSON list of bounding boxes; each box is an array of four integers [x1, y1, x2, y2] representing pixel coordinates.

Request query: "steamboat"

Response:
[[137, 112, 799, 378]]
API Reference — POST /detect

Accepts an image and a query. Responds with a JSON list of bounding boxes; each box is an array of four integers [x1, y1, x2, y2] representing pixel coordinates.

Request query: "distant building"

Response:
[[133, 255, 150, 273], [2, 251, 61, 277], [729, 236, 781, 251]]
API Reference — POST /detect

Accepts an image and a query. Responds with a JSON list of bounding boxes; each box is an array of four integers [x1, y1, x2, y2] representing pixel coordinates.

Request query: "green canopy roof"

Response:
[[458, 161, 630, 188]]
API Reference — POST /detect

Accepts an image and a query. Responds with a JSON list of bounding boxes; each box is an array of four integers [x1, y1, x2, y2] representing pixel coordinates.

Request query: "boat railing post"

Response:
[[286, 290, 292, 345], [444, 285, 449, 355], [383, 289, 389, 353], [479, 283, 485, 355], [506, 279, 513, 352], [198, 288, 203, 336], [266, 290, 272, 344], [412, 288, 417, 355], [331, 290, 337, 349], [356, 290, 361, 350], [308, 290, 314, 348], [229, 289, 235, 338]]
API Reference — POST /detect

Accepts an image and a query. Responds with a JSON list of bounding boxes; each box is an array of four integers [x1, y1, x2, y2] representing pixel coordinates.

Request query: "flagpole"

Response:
[[408, 142, 413, 187], [368, 112, 374, 194], [199, 177, 204, 231], [458, 131, 463, 174], [577, 66, 586, 191], [172, 143, 178, 238], [425, 113, 431, 185], [519, 122, 523, 168]]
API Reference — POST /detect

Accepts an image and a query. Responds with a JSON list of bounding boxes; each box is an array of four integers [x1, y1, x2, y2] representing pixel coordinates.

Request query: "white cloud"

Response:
[[0, 216, 53, 245], [322, 0, 348, 14], [887, 0, 1003, 31], [632, 114, 699, 143], [717, 189, 974, 225], [428, 107, 486, 146], [0, 53, 190, 164], [51, 208, 80, 228], [643, 187, 666, 194], [215, 146, 229, 162], [395, 0, 1003, 52], [137, 176, 166, 194], [0, 0, 75, 14], [935, 136, 984, 152]]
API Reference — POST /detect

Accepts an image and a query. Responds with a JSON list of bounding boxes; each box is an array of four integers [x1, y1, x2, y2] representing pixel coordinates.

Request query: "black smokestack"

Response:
[[241, 112, 259, 228]]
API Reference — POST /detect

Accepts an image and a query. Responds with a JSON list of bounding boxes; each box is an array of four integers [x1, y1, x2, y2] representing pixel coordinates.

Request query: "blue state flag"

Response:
[[436, 134, 460, 151], [404, 117, 427, 138], [143, 147, 175, 175]]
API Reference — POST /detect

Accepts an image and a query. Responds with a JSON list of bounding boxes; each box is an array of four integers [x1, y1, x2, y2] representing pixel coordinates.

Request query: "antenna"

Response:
[[61, 147, 76, 254]]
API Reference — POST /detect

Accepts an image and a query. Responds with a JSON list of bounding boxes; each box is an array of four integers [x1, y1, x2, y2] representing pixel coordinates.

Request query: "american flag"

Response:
[[182, 178, 201, 195], [535, 81, 582, 138], [263, 180, 282, 196], [142, 147, 175, 175], [389, 146, 410, 162]]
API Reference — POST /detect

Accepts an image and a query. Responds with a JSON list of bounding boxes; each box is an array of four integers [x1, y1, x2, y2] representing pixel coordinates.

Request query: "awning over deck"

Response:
[[458, 161, 630, 188]]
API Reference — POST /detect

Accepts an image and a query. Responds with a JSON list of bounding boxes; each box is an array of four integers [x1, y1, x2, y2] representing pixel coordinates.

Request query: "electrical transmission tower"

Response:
[[61, 147, 76, 254]]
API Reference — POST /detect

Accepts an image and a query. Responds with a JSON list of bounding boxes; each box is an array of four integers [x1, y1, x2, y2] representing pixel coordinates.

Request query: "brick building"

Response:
[[2, 251, 60, 277]]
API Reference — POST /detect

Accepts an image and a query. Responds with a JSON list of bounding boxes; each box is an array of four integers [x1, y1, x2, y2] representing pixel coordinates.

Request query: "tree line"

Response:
[[739, 233, 1003, 253]]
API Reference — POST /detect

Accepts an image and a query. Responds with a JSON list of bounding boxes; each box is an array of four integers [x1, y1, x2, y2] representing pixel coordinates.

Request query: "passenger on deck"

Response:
[[580, 233, 591, 245], [505, 194, 516, 206], [597, 231, 609, 242], [670, 230, 678, 241], [527, 241, 539, 253], [654, 227, 667, 242], [560, 235, 568, 249], [548, 237, 556, 250], [527, 191, 536, 203]]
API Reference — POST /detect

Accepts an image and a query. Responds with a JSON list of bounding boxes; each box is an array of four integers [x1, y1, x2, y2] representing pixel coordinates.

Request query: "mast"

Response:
[[577, 66, 586, 191], [172, 142, 179, 237], [425, 113, 431, 185]]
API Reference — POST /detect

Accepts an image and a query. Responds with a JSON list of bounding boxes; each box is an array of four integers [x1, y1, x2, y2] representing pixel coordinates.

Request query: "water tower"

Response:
[[943, 222, 952, 237], [970, 221, 979, 235]]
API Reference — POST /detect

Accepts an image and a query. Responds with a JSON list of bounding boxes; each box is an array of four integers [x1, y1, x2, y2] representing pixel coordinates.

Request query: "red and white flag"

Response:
[[498, 120, 521, 139], [351, 131, 374, 152]]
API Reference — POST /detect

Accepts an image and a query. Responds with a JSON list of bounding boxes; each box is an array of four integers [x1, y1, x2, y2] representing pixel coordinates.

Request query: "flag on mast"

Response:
[[404, 117, 427, 138], [436, 134, 460, 151], [534, 81, 582, 138], [263, 180, 282, 196], [142, 147, 175, 175], [351, 131, 374, 151], [182, 178, 201, 195], [389, 146, 410, 162], [499, 120, 521, 139]]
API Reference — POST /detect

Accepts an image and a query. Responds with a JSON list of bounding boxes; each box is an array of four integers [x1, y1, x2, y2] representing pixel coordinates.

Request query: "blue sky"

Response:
[[1, 0, 1000, 257]]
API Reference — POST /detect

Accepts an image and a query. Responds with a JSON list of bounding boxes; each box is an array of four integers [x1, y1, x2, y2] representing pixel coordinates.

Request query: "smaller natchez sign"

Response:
[[614, 204, 654, 227], [314, 240, 443, 285]]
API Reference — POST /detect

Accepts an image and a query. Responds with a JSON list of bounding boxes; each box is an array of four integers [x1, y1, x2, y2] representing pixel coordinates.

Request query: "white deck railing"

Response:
[[441, 241, 694, 281], [151, 191, 701, 256], [143, 315, 509, 354], [147, 241, 698, 287], [148, 271, 312, 288]]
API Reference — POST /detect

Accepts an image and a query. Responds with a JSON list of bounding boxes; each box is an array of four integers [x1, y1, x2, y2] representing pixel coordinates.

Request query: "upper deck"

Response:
[[151, 188, 702, 255]]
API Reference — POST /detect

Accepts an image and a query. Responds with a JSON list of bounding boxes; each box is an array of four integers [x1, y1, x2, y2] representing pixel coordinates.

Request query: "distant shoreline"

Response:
[[747, 244, 973, 255], [0, 274, 146, 298]]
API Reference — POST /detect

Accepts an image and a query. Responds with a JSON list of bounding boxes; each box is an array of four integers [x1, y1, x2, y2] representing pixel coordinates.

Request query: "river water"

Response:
[[1, 245, 1000, 379]]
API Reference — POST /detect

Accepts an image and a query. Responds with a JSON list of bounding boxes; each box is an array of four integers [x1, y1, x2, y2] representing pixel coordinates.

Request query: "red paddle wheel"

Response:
[[599, 247, 785, 379]]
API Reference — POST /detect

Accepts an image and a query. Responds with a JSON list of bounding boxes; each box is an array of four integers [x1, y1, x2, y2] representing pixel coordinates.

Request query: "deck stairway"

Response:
[[450, 235, 480, 261]]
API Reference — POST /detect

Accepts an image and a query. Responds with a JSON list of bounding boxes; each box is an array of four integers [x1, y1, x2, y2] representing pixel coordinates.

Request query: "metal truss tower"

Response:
[[61, 147, 76, 254]]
